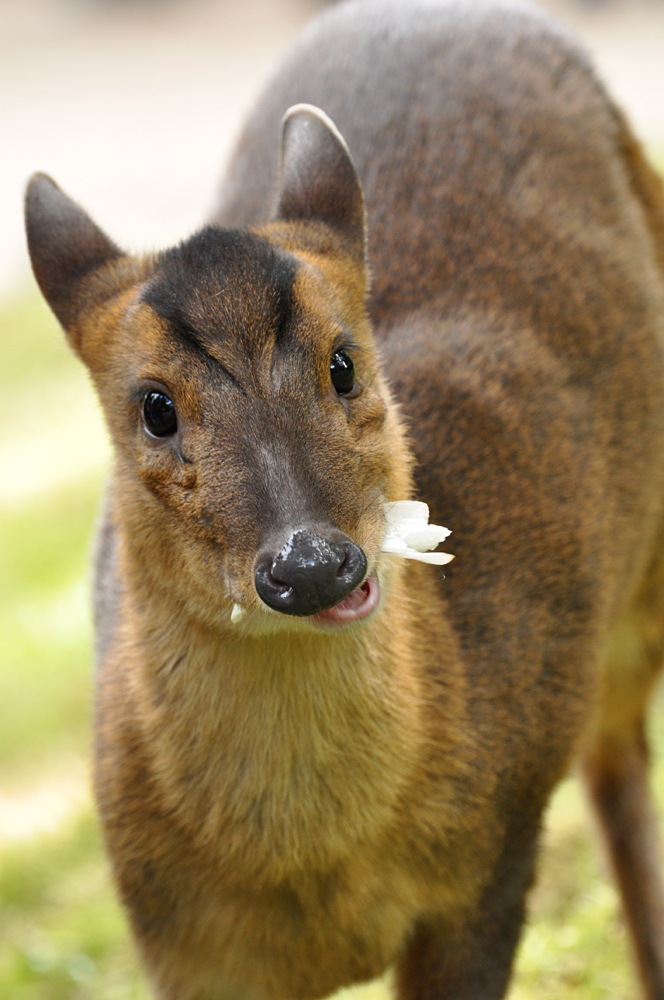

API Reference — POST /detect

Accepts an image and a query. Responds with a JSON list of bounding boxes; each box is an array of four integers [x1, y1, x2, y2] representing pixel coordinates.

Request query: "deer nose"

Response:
[[254, 529, 367, 616]]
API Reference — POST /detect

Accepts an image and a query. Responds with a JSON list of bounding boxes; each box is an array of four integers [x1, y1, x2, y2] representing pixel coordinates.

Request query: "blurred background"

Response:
[[1, 0, 663, 997]]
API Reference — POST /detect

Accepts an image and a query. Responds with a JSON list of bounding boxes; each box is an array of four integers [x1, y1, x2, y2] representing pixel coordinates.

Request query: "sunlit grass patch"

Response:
[[0, 288, 108, 774], [649, 148, 664, 176], [0, 807, 149, 1000], [0, 291, 72, 396], [0, 291, 110, 508], [513, 693, 664, 999], [513, 780, 633, 1000], [0, 287, 146, 998], [0, 479, 102, 773]]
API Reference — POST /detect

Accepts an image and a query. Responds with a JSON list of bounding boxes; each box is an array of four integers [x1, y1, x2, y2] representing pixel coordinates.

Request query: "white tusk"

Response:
[[231, 603, 247, 624]]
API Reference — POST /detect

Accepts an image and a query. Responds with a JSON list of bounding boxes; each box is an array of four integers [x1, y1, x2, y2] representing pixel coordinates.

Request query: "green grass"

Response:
[[0, 811, 149, 1000], [1, 280, 663, 1000], [0, 293, 104, 772], [0, 293, 73, 396], [0, 288, 108, 776], [514, 783, 633, 1000], [0, 288, 149, 998], [0, 486, 99, 772]]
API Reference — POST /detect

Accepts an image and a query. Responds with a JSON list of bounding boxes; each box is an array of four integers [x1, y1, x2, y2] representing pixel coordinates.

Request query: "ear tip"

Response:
[[25, 172, 58, 200], [275, 104, 366, 256], [281, 103, 331, 129], [280, 104, 352, 159], [25, 173, 66, 228]]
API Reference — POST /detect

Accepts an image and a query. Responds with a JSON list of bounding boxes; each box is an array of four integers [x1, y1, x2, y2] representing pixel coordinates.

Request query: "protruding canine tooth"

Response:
[[231, 603, 246, 624]]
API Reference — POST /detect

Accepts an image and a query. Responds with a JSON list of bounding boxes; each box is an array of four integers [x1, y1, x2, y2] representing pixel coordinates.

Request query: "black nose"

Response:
[[255, 529, 367, 616]]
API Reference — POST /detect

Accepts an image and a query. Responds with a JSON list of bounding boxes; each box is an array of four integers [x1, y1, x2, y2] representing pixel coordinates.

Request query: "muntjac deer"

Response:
[[25, 1, 664, 998]]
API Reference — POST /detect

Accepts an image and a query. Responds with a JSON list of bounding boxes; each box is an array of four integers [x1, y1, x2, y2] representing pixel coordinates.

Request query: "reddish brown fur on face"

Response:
[[25, 1, 664, 999]]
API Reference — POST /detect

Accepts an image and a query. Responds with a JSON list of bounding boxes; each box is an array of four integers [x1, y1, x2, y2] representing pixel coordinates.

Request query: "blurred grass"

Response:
[[0, 288, 107, 776], [0, 491, 97, 772], [0, 289, 147, 998], [0, 279, 663, 1000]]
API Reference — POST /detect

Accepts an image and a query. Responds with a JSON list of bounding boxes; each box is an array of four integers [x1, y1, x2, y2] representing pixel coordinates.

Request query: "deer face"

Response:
[[25, 107, 412, 633]]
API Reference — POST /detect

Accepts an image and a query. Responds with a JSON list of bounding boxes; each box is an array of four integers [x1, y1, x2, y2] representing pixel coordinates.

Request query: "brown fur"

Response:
[[25, 1, 664, 998]]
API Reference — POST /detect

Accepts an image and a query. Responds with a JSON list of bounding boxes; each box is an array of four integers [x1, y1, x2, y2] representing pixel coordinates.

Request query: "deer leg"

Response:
[[396, 832, 539, 1000], [584, 717, 664, 1000]]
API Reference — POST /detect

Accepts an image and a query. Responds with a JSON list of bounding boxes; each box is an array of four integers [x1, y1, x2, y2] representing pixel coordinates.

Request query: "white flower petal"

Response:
[[383, 500, 431, 526], [402, 549, 455, 565], [380, 499, 454, 564], [404, 524, 451, 550]]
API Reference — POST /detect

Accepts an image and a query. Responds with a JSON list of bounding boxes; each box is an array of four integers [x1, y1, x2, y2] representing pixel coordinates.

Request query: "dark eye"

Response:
[[142, 391, 177, 437], [330, 349, 355, 395]]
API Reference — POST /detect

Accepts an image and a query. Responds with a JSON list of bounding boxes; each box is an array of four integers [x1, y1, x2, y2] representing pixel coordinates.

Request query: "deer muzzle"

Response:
[[254, 529, 367, 616]]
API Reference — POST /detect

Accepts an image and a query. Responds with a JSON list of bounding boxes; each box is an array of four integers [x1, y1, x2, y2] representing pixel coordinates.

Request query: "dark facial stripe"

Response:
[[167, 316, 248, 396], [143, 227, 298, 359]]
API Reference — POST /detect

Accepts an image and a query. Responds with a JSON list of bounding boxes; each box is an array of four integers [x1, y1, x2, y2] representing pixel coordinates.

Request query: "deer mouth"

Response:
[[311, 572, 380, 627]]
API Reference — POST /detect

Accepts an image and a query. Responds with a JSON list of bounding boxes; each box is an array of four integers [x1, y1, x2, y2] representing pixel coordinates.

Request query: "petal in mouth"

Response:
[[380, 501, 454, 565]]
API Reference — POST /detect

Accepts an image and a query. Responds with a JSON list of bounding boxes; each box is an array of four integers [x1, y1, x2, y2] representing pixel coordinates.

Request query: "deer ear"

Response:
[[25, 173, 123, 331], [274, 104, 366, 260]]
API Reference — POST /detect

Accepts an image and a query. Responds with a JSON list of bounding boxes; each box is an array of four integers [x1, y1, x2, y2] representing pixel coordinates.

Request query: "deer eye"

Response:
[[330, 349, 355, 395], [142, 391, 178, 437]]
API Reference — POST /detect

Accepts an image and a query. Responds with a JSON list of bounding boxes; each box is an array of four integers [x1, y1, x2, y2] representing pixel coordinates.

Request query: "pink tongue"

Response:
[[312, 574, 380, 627], [332, 587, 368, 612]]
